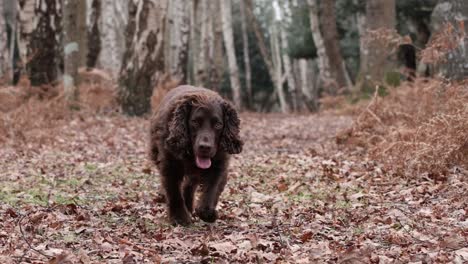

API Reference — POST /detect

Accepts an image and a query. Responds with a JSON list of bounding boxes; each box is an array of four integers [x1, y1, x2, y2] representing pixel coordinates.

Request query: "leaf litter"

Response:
[[0, 92, 467, 263]]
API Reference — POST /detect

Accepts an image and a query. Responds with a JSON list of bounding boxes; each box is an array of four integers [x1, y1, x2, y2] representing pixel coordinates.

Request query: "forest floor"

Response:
[[0, 112, 467, 263]]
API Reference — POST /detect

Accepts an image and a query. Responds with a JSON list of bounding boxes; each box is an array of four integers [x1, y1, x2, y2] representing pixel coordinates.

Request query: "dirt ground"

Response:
[[0, 113, 467, 263]]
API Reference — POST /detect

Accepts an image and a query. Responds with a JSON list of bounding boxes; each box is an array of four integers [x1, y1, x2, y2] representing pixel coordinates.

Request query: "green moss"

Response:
[[385, 71, 401, 87]]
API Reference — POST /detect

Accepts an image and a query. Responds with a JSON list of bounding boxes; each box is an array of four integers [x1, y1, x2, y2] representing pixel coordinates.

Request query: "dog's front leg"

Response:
[[196, 168, 227, 223], [160, 162, 192, 226]]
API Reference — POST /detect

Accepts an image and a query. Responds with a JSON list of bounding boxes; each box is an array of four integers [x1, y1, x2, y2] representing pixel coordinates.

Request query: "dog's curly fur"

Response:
[[150, 85, 243, 225]]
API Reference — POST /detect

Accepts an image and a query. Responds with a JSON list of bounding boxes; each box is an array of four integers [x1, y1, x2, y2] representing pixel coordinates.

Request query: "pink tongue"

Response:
[[196, 156, 212, 169]]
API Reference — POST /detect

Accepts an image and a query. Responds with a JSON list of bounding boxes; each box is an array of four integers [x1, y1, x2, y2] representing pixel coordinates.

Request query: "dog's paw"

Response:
[[169, 211, 192, 226], [196, 207, 218, 223]]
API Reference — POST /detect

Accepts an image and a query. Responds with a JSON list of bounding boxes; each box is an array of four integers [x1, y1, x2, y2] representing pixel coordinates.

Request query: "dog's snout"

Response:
[[199, 142, 212, 152], [197, 135, 213, 153]]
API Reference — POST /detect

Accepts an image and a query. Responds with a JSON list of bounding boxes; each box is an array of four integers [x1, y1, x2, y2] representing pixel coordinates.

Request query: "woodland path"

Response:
[[0, 113, 466, 263]]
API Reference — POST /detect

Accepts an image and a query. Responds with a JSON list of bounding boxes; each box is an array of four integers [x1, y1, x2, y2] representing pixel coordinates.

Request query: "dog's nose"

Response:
[[198, 142, 212, 153]]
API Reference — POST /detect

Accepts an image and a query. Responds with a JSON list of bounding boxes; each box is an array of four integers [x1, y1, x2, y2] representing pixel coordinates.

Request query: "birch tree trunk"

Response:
[[197, 0, 210, 86], [0, 1, 10, 79], [118, 0, 168, 116], [359, 0, 396, 87], [76, 1, 87, 68], [307, 0, 331, 93], [320, 0, 349, 94], [277, 1, 297, 112], [3, 0, 19, 84], [63, 0, 83, 104], [99, 0, 128, 79], [210, 0, 225, 92], [245, 0, 274, 80], [431, 0, 468, 80], [87, 0, 101, 68], [165, 0, 190, 83], [271, 23, 289, 113], [247, 0, 290, 112], [220, 0, 241, 109], [239, 0, 252, 108], [18, 0, 62, 86], [189, 0, 200, 85]]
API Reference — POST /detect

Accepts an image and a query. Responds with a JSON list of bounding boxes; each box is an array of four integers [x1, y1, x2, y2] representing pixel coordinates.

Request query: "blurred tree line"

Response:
[[0, 0, 466, 116]]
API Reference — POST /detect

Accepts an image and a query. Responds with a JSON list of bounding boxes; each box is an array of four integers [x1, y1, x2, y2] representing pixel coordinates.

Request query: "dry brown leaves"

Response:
[[0, 83, 467, 263], [0, 71, 118, 146], [363, 28, 413, 54], [421, 22, 466, 65], [338, 78, 468, 176]]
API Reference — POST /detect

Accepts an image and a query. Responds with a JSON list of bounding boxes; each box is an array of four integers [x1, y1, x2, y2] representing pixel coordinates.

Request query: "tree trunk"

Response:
[[320, 0, 350, 93], [245, 0, 274, 80], [246, 0, 289, 111], [165, 0, 190, 83], [220, 0, 241, 109], [18, 0, 62, 86], [239, 0, 252, 108], [197, 0, 210, 87], [277, 0, 297, 112], [189, 0, 200, 85], [99, 0, 128, 79], [76, 1, 87, 68], [431, 0, 468, 80], [87, 0, 101, 68], [298, 59, 319, 111], [271, 22, 289, 113], [63, 0, 83, 104], [359, 0, 396, 86], [118, 0, 168, 116], [274, 0, 294, 112], [0, 0, 10, 79], [210, 0, 224, 92], [3, 0, 19, 84], [307, 0, 332, 93]]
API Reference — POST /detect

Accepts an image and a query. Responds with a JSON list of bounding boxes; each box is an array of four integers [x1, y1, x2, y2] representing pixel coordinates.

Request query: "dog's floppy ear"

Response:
[[220, 101, 243, 154], [165, 97, 191, 159]]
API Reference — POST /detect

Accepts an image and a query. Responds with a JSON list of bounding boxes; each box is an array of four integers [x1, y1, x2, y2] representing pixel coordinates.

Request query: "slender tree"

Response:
[[100, 0, 128, 79], [210, 0, 225, 91], [118, 0, 168, 116], [0, 0, 10, 79], [307, 0, 331, 92], [197, 0, 210, 86], [320, 0, 350, 93], [63, 0, 85, 104], [272, 0, 289, 113], [358, 0, 396, 87], [87, 0, 101, 68], [165, 0, 190, 83], [220, 0, 242, 109], [271, 21, 289, 113], [246, 0, 290, 113], [278, 1, 297, 111], [245, 0, 274, 80], [76, 1, 87, 68], [239, 0, 252, 108], [3, 0, 18, 83], [189, 0, 200, 85]]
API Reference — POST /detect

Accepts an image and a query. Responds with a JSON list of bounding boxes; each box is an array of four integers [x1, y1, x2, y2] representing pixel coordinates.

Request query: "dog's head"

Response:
[[165, 93, 243, 169]]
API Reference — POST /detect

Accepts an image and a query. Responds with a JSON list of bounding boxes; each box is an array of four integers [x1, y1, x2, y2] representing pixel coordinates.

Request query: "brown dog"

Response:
[[150, 85, 243, 225]]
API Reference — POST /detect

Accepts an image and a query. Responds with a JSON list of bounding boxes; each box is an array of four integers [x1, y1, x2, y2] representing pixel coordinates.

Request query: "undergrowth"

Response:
[[337, 78, 468, 177]]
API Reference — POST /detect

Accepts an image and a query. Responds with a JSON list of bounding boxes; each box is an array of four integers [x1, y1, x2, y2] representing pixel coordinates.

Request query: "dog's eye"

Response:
[[214, 122, 223, 130]]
